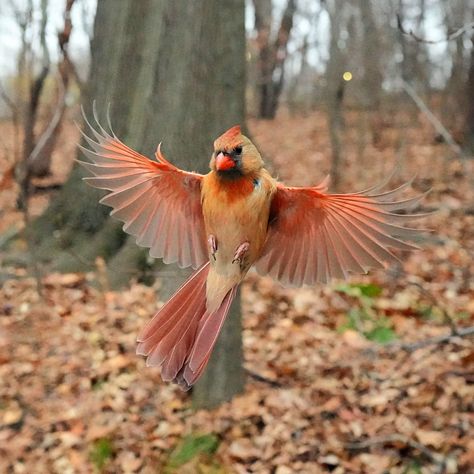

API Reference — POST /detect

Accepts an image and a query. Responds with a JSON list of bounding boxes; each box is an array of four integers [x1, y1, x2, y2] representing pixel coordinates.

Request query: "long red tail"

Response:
[[136, 262, 237, 390]]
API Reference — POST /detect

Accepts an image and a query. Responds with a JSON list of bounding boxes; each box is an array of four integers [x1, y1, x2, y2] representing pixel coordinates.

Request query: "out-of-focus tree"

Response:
[[359, 0, 383, 110], [253, 0, 297, 119], [0, 0, 78, 207], [33, 0, 246, 409], [445, 2, 469, 102], [324, 0, 347, 190], [465, 34, 474, 153], [396, 0, 429, 86]]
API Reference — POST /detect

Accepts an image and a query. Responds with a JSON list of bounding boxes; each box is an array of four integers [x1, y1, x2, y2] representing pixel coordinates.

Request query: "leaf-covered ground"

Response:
[[1, 108, 473, 473]]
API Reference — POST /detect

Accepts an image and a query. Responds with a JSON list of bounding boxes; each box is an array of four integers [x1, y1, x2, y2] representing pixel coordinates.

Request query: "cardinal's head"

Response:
[[210, 125, 263, 176]]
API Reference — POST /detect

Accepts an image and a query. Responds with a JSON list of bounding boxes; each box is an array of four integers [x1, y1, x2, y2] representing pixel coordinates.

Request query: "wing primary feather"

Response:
[[291, 222, 309, 286], [328, 210, 386, 269], [92, 100, 114, 140], [163, 208, 180, 264], [324, 214, 367, 274], [320, 222, 348, 279], [332, 207, 421, 251], [329, 206, 401, 266], [149, 203, 171, 258], [125, 189, 161, 238], [284, 237, 300, 285], [320, 224, 336, 281], [353, 163, 401, 195], [302, 222, 317, 284], [367, 177, 415, 200], [82, 105, 110, 144], [331, 192, 427, 213], [314, 226, 328, 284], [330, 200, 423, 240], [105, 103, 119, 139], [110, 185, 154, 219]]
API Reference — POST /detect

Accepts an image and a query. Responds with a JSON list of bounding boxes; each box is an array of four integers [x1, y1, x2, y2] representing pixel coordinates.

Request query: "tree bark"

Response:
[[253, 0, 296, 119], [359, 0, 382, 110], [465, 34, 474, 154], [325, 0, 346, 191], [32, 0, 246, 408]]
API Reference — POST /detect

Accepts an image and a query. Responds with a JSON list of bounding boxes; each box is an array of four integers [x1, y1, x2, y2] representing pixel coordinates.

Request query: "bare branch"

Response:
[[401, 80, 464, 158], [0, 81, 21, 166], [347, 433, 447, 468], [364, 326, 474, 357], [27, 77, 66, 169], [0, 82, 18, 115], [406, 281, 460, 336], [396, 326, 474, 352], [244, 368, 284, 388], [58, 0, 84, 92], [397, 14, 474, 44]]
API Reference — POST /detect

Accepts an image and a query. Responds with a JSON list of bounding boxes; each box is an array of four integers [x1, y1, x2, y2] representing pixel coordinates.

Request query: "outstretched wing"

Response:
[[256, 177, 428, 286], [78, 116, 208, 269]]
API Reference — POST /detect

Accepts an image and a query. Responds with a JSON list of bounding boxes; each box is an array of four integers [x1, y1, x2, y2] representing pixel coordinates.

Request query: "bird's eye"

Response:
[[234, 146, 243, 155]]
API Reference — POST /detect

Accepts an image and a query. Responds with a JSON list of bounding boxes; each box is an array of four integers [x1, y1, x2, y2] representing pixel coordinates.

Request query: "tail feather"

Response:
[[188, 286, 237, 373], [144, 282, 206, 363], [182, 286, 237, 388], [136, 262, 238, 390], [137, 263, 209, 345]]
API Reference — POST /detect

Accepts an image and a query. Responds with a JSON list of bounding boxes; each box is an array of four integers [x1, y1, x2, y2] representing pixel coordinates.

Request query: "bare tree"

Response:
[[359, 0, 383, 109], [253, 0, 297, 119], [465, 33, 474, 153], [33, 0, 246, 408], [4, 0, 79, 212], [324, 0, 347, 190]]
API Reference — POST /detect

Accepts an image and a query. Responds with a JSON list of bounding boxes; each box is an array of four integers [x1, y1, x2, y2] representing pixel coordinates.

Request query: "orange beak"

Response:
[[215, 152, 235, 171]]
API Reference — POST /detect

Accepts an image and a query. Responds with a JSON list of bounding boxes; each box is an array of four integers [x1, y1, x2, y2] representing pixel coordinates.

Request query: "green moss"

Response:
[[89, 438, 114, 471], [165, 433, 220, 472]]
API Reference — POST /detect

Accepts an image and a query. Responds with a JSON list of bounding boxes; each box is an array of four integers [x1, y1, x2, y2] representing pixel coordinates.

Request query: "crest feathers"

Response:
[[214, 125, 242, 149]]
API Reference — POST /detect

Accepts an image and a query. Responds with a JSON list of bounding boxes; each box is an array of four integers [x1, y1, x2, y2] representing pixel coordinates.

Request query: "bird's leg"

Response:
[[232, 241, 250, 264], [208, 234, 217, 261]]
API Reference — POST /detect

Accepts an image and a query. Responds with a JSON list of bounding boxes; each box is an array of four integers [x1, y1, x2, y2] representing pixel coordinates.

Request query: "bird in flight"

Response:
[[79, 115, 426, 390]]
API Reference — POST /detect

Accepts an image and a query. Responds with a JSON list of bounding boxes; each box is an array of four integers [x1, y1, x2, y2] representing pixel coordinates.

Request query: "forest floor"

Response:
[[0, 107, 473, 473]]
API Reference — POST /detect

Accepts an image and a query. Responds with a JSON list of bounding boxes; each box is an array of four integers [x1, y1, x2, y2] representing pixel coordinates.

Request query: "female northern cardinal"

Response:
[[79, 117, 425, 390]]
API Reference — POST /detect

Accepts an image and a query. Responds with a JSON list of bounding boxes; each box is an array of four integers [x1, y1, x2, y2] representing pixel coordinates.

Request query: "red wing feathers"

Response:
[[78, 116, 207, 269], [257, 178, 428, 286]]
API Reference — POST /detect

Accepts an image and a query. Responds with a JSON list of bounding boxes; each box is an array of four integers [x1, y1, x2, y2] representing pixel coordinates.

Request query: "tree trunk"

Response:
[[253, 0, 296, 119], [325, 1, 346, 191], [465, 34, 474, 154], [359, 0, 382, 110], [32, 0, 246, 407], [397, 0, 429, 87]]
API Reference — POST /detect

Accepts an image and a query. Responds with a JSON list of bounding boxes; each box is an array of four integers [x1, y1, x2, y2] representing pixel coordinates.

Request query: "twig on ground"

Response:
[[346, 433, 447, 469], [244, 368, 283, 388], [396, 326, 474, 352], [362, 326, 474, 357], [406, 280, 460, 336]]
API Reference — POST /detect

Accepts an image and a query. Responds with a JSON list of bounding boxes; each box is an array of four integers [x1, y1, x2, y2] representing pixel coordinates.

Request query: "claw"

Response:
[[232, 242, 250, 264], [208, 235, 217, 261]]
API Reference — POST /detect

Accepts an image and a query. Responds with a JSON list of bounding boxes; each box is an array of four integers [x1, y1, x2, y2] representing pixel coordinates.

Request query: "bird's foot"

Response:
[[208, 234, 217, 261], [232, 241, 250, 264]]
